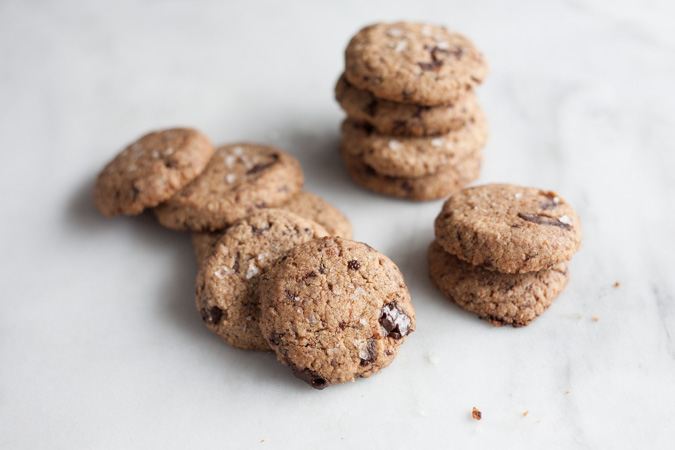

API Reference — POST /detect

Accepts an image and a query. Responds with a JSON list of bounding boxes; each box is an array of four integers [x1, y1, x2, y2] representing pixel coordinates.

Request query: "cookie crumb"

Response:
[[523, 411, 529, 417], [472, 407, 482, 420], [260, 439, 264, 443], [565, 390, 570, 394], [614, 281, 621, 287], [592, 316, 599, 322]]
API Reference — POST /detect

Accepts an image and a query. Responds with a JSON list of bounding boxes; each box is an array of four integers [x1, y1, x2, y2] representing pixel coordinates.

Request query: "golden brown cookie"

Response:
[[196, 209, 328, 351], [428, 241, 569, 327], [434, 184, 583, 273], [259, 237, 415, 389], [154, 143, 303, 231], [344, 22, 487, 106], [340, 108, 487, 177], [335, 74, 478, 136], [340, 145, 482, 201], [93, 128, 215, 216]]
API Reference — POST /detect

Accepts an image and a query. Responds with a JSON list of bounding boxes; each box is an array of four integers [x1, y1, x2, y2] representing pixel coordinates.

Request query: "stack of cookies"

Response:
[[93, 128, 416, 389], [429, 184, 583, 327], [336, 22, 489, 201]]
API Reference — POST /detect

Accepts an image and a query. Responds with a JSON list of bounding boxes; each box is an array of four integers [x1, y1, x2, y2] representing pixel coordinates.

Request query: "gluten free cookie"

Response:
[[428, 241, 569, 327], [341, 145, 482, 201], [196, 209, 328, 351], [191, 190, 353, 266], [259, 237, 415, 389], [154, 143, 303, 231], [335, 74, 478, 136], [434, 184, 582, 273], [344, 22, 487, 106], [93, 128, 214, 216], [340, 108, 487, 177]]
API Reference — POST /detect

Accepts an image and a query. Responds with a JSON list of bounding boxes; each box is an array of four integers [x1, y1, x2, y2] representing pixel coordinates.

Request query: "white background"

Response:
[[1, 0, 674, 448]]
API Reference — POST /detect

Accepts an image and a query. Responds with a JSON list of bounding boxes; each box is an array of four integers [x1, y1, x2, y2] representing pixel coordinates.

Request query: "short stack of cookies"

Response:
[[429, 184, 583, 327], [93, 127, 416, 389], [336, 22, 489, 201]]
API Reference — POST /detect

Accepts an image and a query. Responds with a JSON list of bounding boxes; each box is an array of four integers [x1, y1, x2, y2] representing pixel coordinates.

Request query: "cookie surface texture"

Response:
[[93, 128, 215, 216], [344, 22, 487, 106], [196, 209, 328, 351], [259, 236, 415, 389], [428, 241, 569, 327], [434, 184, 582, 273], [155, 143, 303, 231]]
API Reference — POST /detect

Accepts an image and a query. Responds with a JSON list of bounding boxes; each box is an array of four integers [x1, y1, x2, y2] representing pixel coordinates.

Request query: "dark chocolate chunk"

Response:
[[246, 161, 275, 175], [252, 224, 270, 235], [232, 260, 240, 273], [268, 333, 282, 346], [418, 60, 443, 71], [517, 213, 571, 230], [200, 306, 224, 324], [288, 362, 328, 390], [347, 259, 361, 270], [359, 339, 378, 366], [379, 301, 412, 339]]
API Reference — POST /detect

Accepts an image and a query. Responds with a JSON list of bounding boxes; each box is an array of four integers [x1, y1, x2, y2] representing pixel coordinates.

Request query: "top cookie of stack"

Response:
[[336, 22, 489, 201]]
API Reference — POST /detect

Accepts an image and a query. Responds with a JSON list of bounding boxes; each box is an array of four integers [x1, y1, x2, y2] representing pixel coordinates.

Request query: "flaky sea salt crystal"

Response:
[[226, 173, 236, 184], [245, 262, 258, 279], [421, 26, 432, 36], [162, 147, 174, 157], [388, 140, 402, 151], [151, 150, 159, 158], [214, 267, 228, 279], [515, 192, 523, 199], [554, 196, 560, 205], [127, 164, 137, 172], [387, 28, 403, 37], [245, 315, 253, 321], [359, 318, 368, 326], [431, 138, 446, 147], [308, 313, 318, 325], [559, 215, 572, 225], [233, 146, 244, 156], [436, 41, 449, 49], [225, 155, 236, 167], [394, 39, 408, 52]]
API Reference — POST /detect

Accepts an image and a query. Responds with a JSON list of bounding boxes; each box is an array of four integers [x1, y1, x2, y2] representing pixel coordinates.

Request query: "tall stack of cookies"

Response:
[[336, 22, 489, 201], [429, 184, 583, 327]]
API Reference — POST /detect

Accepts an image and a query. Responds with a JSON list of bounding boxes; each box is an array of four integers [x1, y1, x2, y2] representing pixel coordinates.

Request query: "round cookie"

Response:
[[154, 143, 304, 231], [335, 73, 478, 136], [258, 236, 415, 389], [434, 184, 583, 273], [93, 128, 215, 216], [196, 209, 328, 351], [344, 22, 487, 106], [191, 190, 353, 266], [341, 108, 487, 177], [340, 145, 482, 201], [428, 241, 569, 327]]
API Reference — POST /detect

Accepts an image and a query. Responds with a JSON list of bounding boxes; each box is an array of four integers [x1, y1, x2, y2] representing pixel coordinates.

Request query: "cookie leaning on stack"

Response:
[[429, 184, 583, 326], [336, 22, 489, 200]]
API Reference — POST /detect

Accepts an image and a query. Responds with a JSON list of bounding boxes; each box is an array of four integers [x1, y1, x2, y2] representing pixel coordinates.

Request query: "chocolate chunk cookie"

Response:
[[340, 145, 482, 201], [428, 241, 569, 327], [93, 128, 215, 216], [191, 190, 353, 266], [258, 237, 415, 389], [335, 74, 478, 136], [340, 108, 487, 177], [154, 144, 304, 231], [434, 184, 582, 273], [344, 22, 487, 106], [196, 209, 328, 351]]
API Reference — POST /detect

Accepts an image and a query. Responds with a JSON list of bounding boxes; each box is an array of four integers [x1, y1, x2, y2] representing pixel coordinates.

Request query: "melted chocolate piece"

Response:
[[359, 339, 378, 366], [364, 99, 377, 117], [347, 259, 361, 270], [200, 306, 224, 324], [232, 260, 240, 273], [247, 161, 275, 175], [517, 213, 571, 230], [418, 60, 443, 71], [268, 333, 282, 346], [379, 301, 412, 339], [287, 362, 327, 390]]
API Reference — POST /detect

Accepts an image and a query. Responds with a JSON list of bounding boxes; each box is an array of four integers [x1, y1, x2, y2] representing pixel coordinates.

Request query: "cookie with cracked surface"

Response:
[[344, 22, 487, 106], [191, 190, 353, 266], [335, 73, 478, 136], [340, 107, 487, 177], [428, 241, 569, 327], [340, 144, 482, 201], [93, 128, 215, 216], [154, 143, 304, 231], [258, 236, 415, 389], [434, 184, 582, 273], [196, 209, 328, 351]]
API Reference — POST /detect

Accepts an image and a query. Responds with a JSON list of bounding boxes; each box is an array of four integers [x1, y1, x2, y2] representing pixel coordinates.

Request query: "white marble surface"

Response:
[[1, 0, 674, 448]]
